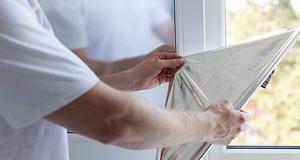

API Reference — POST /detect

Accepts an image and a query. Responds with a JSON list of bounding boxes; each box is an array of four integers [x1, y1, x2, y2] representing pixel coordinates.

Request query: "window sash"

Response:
[[170, 0, 300, 159], [208, 0, 300, 159]]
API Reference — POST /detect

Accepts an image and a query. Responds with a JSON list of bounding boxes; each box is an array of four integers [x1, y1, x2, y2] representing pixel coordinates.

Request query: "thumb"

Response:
[[159, 59, 185, 69]]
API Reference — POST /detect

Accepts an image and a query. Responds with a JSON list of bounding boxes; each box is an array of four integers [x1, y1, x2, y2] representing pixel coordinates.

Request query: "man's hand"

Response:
[[197, 100, 250, 145], [71, 45, 180, 77], [131, 45, 184, 90], [101, 45, 184, 91], [148, 45, 177, 55]]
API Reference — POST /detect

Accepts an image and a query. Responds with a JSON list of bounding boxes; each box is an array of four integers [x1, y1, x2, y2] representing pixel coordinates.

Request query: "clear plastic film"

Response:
[[159, 29, 300, 160]]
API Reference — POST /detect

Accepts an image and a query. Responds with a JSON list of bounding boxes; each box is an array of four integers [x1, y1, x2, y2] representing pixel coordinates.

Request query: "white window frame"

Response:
[[174, 0, 225, 55], [210, 145, 300, 160], [173, 0, 300, 159]]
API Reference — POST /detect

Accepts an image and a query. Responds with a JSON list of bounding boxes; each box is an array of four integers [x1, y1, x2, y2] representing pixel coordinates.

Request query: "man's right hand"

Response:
[[194, 100, 250, 145]]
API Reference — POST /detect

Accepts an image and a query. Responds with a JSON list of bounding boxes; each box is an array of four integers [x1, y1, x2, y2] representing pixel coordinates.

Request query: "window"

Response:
[[208, 0, 300, 159], [161, 0, 299, 159], [227, 0, 300, 147]]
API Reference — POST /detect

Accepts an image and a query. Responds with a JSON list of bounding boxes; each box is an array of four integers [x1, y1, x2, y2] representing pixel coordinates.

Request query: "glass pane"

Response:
[[226, 0, 300, 146]]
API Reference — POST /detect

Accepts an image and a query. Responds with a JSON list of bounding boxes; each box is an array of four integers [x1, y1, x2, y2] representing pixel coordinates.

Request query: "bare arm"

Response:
[[73, 48, 148, 76], [74, 46, 184, 91], [45, 81, 249, 149], [101, 51, 184, 91], [73, 45, 177, 77]]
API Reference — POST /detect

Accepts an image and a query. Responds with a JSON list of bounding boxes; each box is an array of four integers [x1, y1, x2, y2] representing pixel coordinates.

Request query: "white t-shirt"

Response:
[[0, 0, 99, 160]]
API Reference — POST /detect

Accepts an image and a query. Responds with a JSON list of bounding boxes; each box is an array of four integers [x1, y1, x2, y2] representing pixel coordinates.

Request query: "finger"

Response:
[[218, 99, 233, 109], [175, 64, 184, 71], [165, 76, 173, 83], [231, 122, 249, 135], [159, 68, 168, 84], [170, 65, 183, 75], [164, 68, 179, 82], [233, 127, 242, 134], [159, 59, 185, 69], [239, 111, 251, 122], [242, 112, 251, 121], [160, 69, 172, 83], [222, 134, 236, 145], [213, 137, 233, 146], [205, 103, 219, 112], [158, 45, 176, 53], [232, 111, 250, 126], [218, 133, 228, 139], [166, 68, 173, 76], [159, 52, 183, 60]]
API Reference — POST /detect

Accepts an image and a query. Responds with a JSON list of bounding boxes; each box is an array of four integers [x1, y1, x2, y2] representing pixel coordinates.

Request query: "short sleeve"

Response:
[[0, 1, 98, 129], [38, 0, 88, 50]]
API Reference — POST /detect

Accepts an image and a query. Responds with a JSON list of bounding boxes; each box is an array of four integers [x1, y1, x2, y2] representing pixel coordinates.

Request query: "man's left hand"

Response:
[[131, 45, 184, 90]]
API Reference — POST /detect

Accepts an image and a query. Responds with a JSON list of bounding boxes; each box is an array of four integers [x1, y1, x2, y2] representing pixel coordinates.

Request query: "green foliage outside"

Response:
[[227, 0, 300, 145]]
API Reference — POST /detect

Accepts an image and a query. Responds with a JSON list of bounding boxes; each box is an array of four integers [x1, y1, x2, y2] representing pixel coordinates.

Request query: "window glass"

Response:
[[227, 0, 300, 146]]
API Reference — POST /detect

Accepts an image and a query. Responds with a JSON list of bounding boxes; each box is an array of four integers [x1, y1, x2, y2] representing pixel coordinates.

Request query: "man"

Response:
[[0, 1, 249, 160], [37, 1, 174, 159]]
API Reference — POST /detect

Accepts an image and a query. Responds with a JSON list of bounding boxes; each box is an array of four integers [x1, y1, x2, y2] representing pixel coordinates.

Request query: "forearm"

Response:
[[45, 82, 208, 149], [72, 48, 112, 76], [100, 68, 138, 91], [45, 81, 247, 149], [107, 54, 148, 74], [105, 93, 248, 148], [105, 89, 207, 149], [72, 48, 148, 76]]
